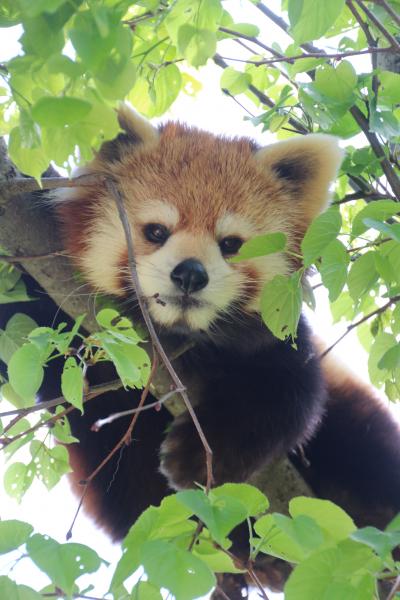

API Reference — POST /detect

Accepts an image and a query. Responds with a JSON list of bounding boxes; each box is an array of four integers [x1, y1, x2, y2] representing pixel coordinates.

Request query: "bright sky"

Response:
[[0, 1, 390, 598]]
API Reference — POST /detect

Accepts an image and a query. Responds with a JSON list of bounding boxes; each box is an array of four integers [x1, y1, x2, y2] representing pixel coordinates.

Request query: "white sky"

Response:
[[0, 1, 392, 598]]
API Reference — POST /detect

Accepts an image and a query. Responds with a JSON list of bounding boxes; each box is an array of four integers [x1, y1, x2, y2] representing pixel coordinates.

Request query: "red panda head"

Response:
[[55, 105, 343, 333]]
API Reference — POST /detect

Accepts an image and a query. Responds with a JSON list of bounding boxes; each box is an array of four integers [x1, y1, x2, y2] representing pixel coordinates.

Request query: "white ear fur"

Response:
[[255, 134, 344, 219], [117, 103, 159, 145]]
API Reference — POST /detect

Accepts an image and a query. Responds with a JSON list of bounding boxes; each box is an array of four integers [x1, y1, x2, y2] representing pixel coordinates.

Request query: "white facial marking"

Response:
[[135, 200, 179, 230], [136, 231, 246, 330], [216, 213, 258, 240]]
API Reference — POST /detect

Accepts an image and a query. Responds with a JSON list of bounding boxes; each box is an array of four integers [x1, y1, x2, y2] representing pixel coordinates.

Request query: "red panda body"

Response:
[[2, 107, 400, 584]]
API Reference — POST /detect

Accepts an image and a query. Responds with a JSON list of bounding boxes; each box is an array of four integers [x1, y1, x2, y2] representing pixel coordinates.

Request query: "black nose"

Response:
[[170, 259, 209, 294]]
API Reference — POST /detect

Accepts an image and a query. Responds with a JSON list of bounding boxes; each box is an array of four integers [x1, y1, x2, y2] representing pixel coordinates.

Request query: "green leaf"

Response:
[[352, 200, 399, 238], [319, 239, 349, 301], [351, 526, 400, 559], [178, 25, 217, 67], [21, 15, 65, 57], [152, 64, 182, 116], [289, 497, 356, 541], [99, 336, 150, 388], [51, 408, 79, 444], [314, 61, 357, 104], [1, 381, 33, 409], [261, 271, 303, 341], [129, 581, 162, 600], [229, 23, 260, 37], [288, 0, 346, 43], [61, 357, 84, 412], [32, 96, 92, 127], [362, 218, 400, 243], [176, 488, 247, 545], [301, 207, 342, 267], [379, 71, 400, 108], [212, 483, 269, 516], [220, 67, 251, 95], [0, 313, 37, 364], [111, 496, 195, 590], [347, 252, 378, 302], [26, 534, 101, 596], [230, 232, 286, 262], [8, 343, 44, 402], [370, 107, 400, 138], [0, 577, 42, 600], [141, 540, 215, 600], [378, 344, 400, 371], [368, 332, 396, 387], [0, 520, 33, 554], [8, 126, 49, 182], [254, 513, 308, 563], [285, 543, 377, 600], [3, 462, 35, 501], [30, 441, 71, 489]]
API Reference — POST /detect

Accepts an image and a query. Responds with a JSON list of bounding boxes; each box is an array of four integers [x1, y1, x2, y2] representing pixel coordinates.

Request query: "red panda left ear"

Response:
[[97, 104, 159, 163], [255, 134, 344, 221]]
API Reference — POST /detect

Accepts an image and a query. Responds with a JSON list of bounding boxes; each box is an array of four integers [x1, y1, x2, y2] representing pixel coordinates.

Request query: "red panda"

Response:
[[2, 106, 400, 585]]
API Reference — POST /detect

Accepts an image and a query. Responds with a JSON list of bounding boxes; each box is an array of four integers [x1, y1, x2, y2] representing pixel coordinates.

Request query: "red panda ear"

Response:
[[98, 104, 159, 163], [117, 103, 159, 145], [254, 134, 344, 221]]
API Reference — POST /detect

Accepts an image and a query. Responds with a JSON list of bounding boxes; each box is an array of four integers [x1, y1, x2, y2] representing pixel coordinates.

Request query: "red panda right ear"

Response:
[[98, 104, 159, 163]]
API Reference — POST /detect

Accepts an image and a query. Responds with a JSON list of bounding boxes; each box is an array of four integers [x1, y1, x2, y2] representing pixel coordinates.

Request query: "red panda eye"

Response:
[[144, 223, 170, 244], [219, 236, 243, 256]]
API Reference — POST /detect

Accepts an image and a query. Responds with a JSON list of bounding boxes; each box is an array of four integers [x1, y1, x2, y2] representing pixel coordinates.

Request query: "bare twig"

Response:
[[352, 0, 400, 50], [218, 27, 283, 56], [350, 106, 400, 201], [106, 178, 214, 491], [387, 575, 400, 600], [319, 294, 400, 359], [374, 0, 400, 27], [66, 354, 159, 539], [333, 191, 394, 204], [91, 387, 185, 431], [219, 47, 395, 66], [255, 2, 320, 54], [213, 54, 309, 135], [347, 0, 377, 48], [0, 378, 124, 419]]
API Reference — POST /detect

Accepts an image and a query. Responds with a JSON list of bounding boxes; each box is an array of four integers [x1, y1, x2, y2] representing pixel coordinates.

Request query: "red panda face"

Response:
[[55, 107, 342, 333]]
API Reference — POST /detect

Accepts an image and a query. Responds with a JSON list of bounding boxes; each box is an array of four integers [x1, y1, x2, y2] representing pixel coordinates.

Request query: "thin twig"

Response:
[[347, 0, 377, 48], [66, 354, 159, 540], [0, 378, 124, 419], [352, 0, 400, 50], [350, 106, 400, 200], [319, 294, 400, 360], [219, 47, 394, 66], [91, 387, 185, 431], [106, 178, 214, 491], [218, 27, 283, 56], [333, 191, 394, 204], [221, 88, 255, 117], [374, 0, 400, 27], [387, 574, 400, 600], [213, 54, 308, 135]]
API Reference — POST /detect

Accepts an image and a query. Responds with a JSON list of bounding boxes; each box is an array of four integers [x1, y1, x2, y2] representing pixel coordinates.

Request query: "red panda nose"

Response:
[[170, 259, 209, 294]]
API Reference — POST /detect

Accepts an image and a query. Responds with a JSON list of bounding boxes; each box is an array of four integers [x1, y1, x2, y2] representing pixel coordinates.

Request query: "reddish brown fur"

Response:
[[57, 123, 312, 262]]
